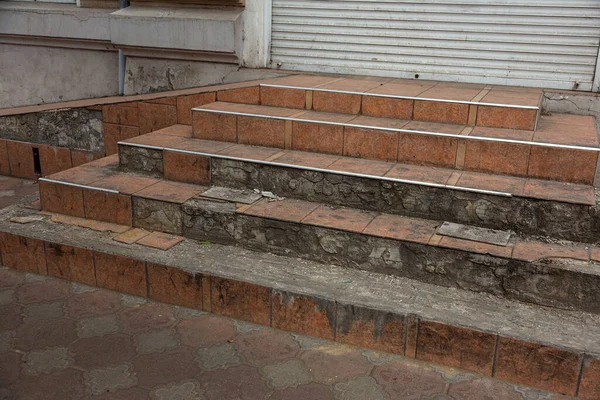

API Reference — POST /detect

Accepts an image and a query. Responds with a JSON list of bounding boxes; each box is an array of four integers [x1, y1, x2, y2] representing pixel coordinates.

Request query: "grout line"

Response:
[[575, 355, 586, 397], [144, 262, 150, 298], [265, 151, 286, 162], [413, 319, 420, 360], [491, 334, 500, 377]]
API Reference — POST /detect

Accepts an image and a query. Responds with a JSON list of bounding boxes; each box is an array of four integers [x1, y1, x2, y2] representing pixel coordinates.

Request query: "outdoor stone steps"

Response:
[[115, 127, 599, 244], [254, 75, 543, 131], [36, 157, 600, 314], [191, 102, 599, 185], [0, 200, 599, 398]]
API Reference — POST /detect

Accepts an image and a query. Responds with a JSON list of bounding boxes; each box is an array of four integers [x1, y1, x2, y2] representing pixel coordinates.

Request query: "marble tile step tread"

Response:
[[193, 102, 598, 148], [118, 126, 597, 206], [0, 200, 599, 398]]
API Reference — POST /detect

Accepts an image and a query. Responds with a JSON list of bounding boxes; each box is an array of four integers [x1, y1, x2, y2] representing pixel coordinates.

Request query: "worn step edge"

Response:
[[0, 200, 598, 398], [192, 103, 597, 151], [37, 172, 600, 314], [115, 140, 600, 244]]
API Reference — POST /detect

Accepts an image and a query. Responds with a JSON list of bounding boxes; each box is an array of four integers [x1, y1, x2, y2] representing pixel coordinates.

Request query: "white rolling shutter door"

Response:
[[270, 0, 600, 91]]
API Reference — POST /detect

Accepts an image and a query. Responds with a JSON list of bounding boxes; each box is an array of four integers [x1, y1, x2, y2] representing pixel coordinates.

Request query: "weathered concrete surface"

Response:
[[1, 200, 600, 358], [0, 268, 573, 400], [0, 44, 118, 109], [210, 158, 600, 244], [543, 91, 600, 132], [124, 58, 285, 95], [125, 193, 600, 313], [0, 107, 104, 153]]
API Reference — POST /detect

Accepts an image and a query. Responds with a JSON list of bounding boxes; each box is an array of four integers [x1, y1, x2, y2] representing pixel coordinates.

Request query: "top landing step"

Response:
[[258, 75, 543, 131]]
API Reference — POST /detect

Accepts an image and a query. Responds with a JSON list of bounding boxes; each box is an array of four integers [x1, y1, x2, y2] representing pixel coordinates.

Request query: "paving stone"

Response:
[[268, 383, 335, 400], [23, 347, 73, 376], [134, 329, 179, 354], [120, 302, 176, 334], [15, 318, 76, 351], [94, 386, 151, 400], [151, 381, 205, 400], [236, 329, 300, 367], [232, 318, 264, 333], [77, 315, 120, 338], [0, 304, 22, 332], [300, 343, 373, 384], [177, 315, 235, 348], [432, 364, 478, 383], [372, 359, 447, 399], [9, 368, 85, 400], [121, 293, 148, 307], [71, 282, 97, 294], [174, 306, 207, 320], [0, 268, 25, 288], [198, 364, 270, 400], [334, 376, 387, 400], [85, 364, 137, 395], [66, 290, 122, 318], [132, 347, 201, 388], [195, 342, 241, 370], [0, 289, 14, 306], [292, 333, 330, 350], [23, 301, 64, 323], [0, 351, 21, 386], [16, 279, 70, 304], [73, 334, 136, 369], [262, 358, 312, 389], [0, 330, 15, 352], [361, 349, 402, 366], [447, 377, 522, 400]]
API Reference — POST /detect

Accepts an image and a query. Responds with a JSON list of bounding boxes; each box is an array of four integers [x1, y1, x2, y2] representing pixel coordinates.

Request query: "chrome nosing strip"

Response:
[[39, 178, 120, 194], [259, 83, 540, 110], [191, 108, 600, 152], [117, 141, 165, 151], [160, 147, 512, 198]]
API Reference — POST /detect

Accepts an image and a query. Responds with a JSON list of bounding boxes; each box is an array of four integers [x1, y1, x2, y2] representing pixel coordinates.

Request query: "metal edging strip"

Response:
[[191, 107, 600, 152], [38, 177, 120, 194], [259, 83, 540, 110], [117, 142, 513, 198]]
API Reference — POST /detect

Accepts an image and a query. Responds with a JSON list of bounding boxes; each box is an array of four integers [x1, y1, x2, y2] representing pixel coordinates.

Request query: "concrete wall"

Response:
[[0, 44, 118, 108], [0, 0, 273, 109]]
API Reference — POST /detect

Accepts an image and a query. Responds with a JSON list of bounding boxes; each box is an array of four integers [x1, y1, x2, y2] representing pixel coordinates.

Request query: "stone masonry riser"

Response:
[[129, 195, 600, 314], [117, 144, 600, 244]]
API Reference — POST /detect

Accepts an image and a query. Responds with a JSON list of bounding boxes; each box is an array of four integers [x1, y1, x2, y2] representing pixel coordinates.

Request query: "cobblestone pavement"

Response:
[[0, 267, 576, 400]]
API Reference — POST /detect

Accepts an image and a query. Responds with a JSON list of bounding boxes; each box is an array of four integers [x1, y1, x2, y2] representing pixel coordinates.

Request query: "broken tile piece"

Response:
[[137, 232, 184, 250], [113, 228, 151, 245], [437, 221, 512, 246]]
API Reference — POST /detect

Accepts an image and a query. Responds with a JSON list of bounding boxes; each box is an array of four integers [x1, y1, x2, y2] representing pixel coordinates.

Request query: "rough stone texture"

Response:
[[119, 145, 164, 175], [171, 197, 600, 313], [0, 108, 104, 152], [0, 268, 581, 400], [210, 158, 600, 244], [133, 196, 183, 234]]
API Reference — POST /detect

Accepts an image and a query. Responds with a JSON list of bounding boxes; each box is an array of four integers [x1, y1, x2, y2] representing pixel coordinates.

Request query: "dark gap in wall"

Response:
[[32, 147, 41, 175]]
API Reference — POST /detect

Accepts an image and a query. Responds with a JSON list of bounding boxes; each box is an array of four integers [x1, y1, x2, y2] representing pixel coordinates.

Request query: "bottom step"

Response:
[[0, 200, 599, 398]]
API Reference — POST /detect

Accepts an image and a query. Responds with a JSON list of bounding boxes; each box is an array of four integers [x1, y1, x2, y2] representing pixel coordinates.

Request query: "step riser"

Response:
[[129, 196, 599, 314], [118, 145, 600, 244], [41, 178, 599, 314], [259, 86, 541, 131], [1, 228, 595, 398], [191, 111, 596, 184]]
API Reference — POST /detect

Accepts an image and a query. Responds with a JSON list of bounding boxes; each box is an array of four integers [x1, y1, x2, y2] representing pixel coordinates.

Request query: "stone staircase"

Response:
[[3, 75, 600, 398]]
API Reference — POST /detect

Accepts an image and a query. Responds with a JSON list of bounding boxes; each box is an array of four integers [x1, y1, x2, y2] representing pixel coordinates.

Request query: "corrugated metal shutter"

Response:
[[270, 0, 600, 91]]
